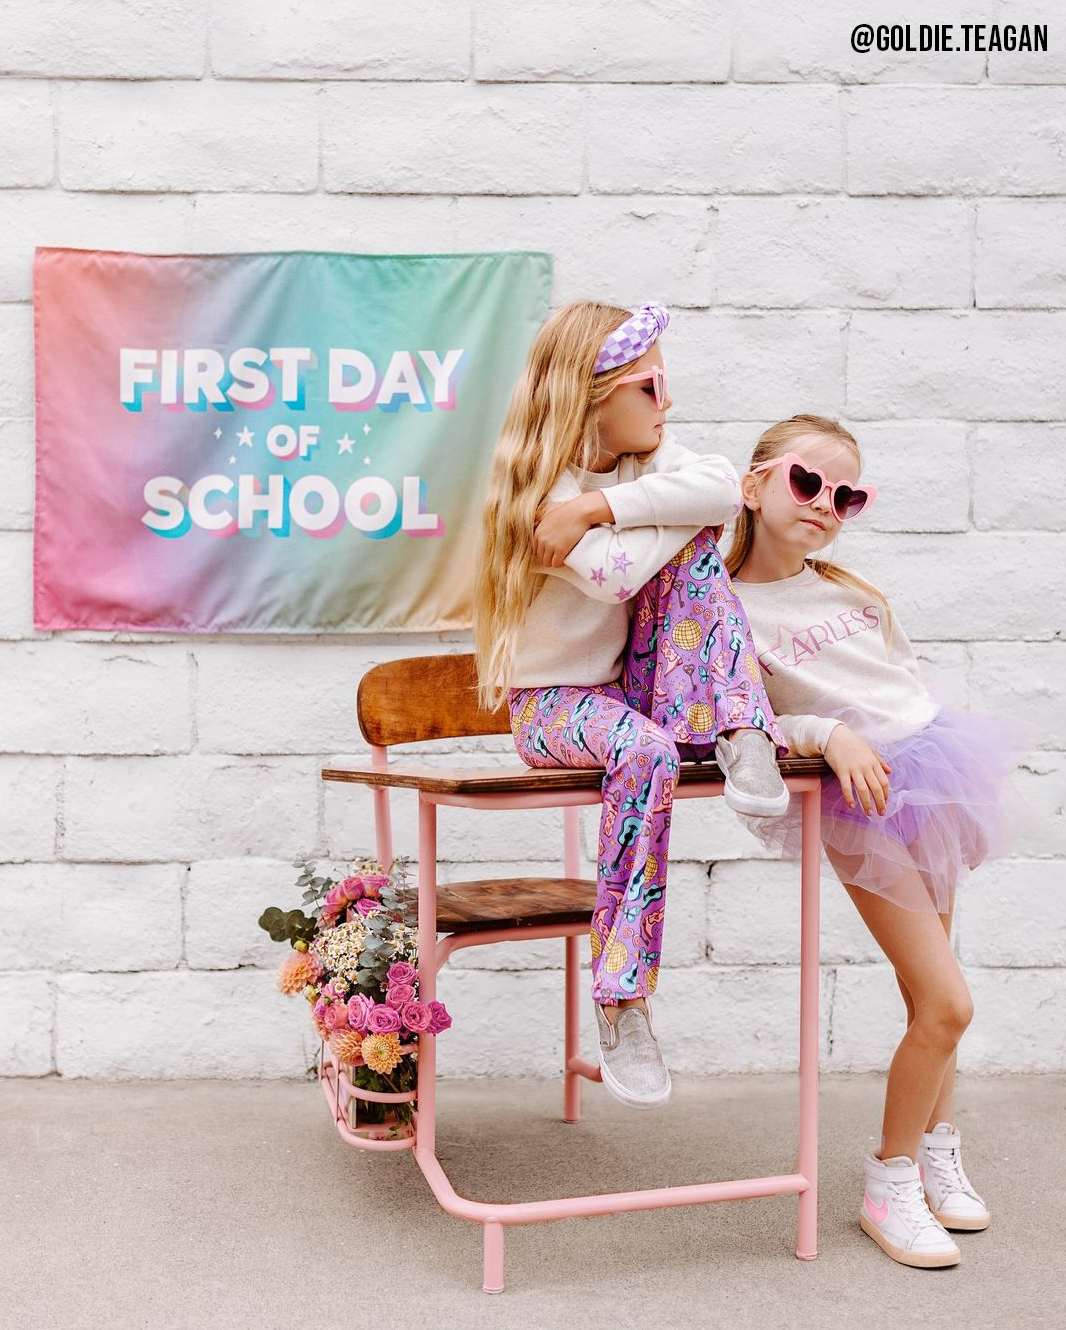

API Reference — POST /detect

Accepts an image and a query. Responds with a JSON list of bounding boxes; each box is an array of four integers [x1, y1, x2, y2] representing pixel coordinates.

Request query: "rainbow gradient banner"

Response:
[[33, 247, 551, 632]]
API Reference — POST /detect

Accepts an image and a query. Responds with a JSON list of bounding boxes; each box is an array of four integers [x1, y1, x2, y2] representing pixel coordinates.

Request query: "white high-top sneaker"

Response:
[[859, 1154, 961, 1268], [918, 1122, 990, 1231]]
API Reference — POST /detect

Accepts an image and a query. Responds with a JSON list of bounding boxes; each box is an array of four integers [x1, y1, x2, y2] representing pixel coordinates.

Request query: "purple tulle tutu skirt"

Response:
[[743, 703, 1032, 914]]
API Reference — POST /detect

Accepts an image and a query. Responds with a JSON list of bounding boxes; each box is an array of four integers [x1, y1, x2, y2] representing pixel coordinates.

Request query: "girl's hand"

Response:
[[823, 724, 892, 816], [533, 494, 603, 568]]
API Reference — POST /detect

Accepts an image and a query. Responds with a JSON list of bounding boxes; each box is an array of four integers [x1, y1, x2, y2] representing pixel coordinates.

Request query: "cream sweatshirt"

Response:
[[509, 433, 743, 688], [732, 561, 940, 756]]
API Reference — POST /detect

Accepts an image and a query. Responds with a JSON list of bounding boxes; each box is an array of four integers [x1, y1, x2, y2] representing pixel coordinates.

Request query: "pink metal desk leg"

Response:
[[370, 743, 393, 870], [564, 934, 581, 1123], [417, 794, 507, 1292], [483, 1219, 504, 1295], [563, 805, 582, 1124], [415, 797, 438, 1161], [796, 782, 821, 1260]]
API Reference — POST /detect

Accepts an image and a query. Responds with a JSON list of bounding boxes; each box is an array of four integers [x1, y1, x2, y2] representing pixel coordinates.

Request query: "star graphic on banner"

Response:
[[363, 455, 372, 465], [362, 423, 372, 436], [213, 427, 222, 439], [337, 433, 355, 454], [615, 586, 633, 601], [237, 427, 254, 447], [589, 567, 606, 586], [229, 455, 236, 464], [611, 550, 633, 572]]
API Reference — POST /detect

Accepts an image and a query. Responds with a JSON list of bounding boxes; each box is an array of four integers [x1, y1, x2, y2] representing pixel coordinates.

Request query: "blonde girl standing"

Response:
[[727, 413, 1027, 1269]]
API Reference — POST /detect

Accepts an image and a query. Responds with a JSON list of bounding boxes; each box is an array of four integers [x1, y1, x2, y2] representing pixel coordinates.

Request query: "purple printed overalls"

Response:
[[509, 525, 788, 1004]]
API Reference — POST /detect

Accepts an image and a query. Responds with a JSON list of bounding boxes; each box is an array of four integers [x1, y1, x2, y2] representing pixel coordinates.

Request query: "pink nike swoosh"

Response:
[[919, 1163, 925, 1182], [864, 1191, 889, 1224]]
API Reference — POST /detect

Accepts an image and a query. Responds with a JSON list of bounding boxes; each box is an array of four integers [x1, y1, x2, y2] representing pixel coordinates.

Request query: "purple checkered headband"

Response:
[[593, 302, 671, 374]]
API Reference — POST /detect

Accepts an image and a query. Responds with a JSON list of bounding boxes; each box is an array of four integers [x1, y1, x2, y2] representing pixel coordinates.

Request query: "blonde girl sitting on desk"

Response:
[[473, 301, 791, 1111]]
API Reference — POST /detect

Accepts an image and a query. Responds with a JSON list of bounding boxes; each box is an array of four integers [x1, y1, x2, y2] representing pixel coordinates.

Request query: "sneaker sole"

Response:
[[925, 1193, 990, 1231], [858, 1213, 961, 1268], [722, 779, 790, 818], [597, 1052, 672, 1110]]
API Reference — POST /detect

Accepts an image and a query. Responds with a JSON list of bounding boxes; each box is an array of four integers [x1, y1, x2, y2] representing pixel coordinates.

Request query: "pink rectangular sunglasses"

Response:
[[613, 364, 667, 409], [751, 451, 877, 521]]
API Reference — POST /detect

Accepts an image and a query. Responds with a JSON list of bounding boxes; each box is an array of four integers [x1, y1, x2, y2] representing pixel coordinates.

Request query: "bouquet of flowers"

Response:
[[259, 854, 451, 1131]]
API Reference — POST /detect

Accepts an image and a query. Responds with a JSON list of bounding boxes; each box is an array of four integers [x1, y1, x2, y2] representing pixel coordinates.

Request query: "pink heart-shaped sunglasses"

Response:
[[751, 452, 877, 522]]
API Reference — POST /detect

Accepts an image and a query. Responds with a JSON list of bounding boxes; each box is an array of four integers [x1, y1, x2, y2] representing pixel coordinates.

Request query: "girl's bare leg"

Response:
[[893, 901, 959, 1130], [836, 865, 973, 1163]]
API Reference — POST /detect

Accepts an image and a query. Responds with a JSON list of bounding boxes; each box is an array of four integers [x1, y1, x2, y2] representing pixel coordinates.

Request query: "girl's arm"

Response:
[[532, 467, 699, 604], [772, 713, 845, 758], [533, 441, 738, 604], [542, 518, 704, 604], [597, 437, 743, 529]]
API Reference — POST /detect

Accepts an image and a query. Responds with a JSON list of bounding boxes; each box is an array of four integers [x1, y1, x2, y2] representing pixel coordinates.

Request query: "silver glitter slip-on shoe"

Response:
[[714, 728, 789, 817], [594, 1000, 672, 1109]]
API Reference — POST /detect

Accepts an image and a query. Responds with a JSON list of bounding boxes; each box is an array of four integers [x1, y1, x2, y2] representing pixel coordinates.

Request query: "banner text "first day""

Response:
[[119, 346, 467, 411]]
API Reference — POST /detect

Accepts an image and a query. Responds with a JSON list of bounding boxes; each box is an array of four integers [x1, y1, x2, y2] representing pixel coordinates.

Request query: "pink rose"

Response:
[[321, 885, 351, 927], [400, 1001, 432, 1033], [386, 961, 417, 986], [365, 1003, 402, 1034], [385, 982, 415, 1009], [313, 998, 327, 1021], [354, 898, 380, 918], [339, 875, 365, 902], [322, 1002, 347, 1032], [346, 993, 374, 1031], [427, 1001, 452, 1035], [361, 873, 389, 900]]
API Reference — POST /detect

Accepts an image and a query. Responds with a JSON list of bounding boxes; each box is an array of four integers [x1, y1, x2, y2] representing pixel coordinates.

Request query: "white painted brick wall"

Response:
[[1, 0, 1063, 1081]]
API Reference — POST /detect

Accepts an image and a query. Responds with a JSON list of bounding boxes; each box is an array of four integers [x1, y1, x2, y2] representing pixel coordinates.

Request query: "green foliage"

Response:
[[257, 905, 318, 946], [291, 854, 337, 917], [350, 1064, 416, 1126]]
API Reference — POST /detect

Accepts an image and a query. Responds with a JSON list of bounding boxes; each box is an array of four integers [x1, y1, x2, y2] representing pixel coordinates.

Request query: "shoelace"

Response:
[[924, 1145, 980, 1200], [887, 1177, 946, 1234]]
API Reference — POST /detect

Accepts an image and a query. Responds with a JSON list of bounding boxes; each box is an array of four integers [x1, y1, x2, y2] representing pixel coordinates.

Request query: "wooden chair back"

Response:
[[356, 652, 510, 747]]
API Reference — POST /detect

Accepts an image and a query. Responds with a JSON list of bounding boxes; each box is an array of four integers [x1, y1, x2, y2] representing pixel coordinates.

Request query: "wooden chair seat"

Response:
[[321, 754, 830, 794], [437, 877, 596, 933]]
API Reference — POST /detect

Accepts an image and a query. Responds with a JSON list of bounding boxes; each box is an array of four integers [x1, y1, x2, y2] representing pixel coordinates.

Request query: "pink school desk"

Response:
[[319, 654, 826, 1293]]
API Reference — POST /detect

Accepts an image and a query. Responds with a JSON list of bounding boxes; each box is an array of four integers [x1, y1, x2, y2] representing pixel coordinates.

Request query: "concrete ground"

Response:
[[2, 1073, 1064, 1330]]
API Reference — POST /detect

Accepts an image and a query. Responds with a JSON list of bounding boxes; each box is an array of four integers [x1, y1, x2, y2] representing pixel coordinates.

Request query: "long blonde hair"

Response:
[[725, 414, 895, 648], [473, 301, 643, 711]]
